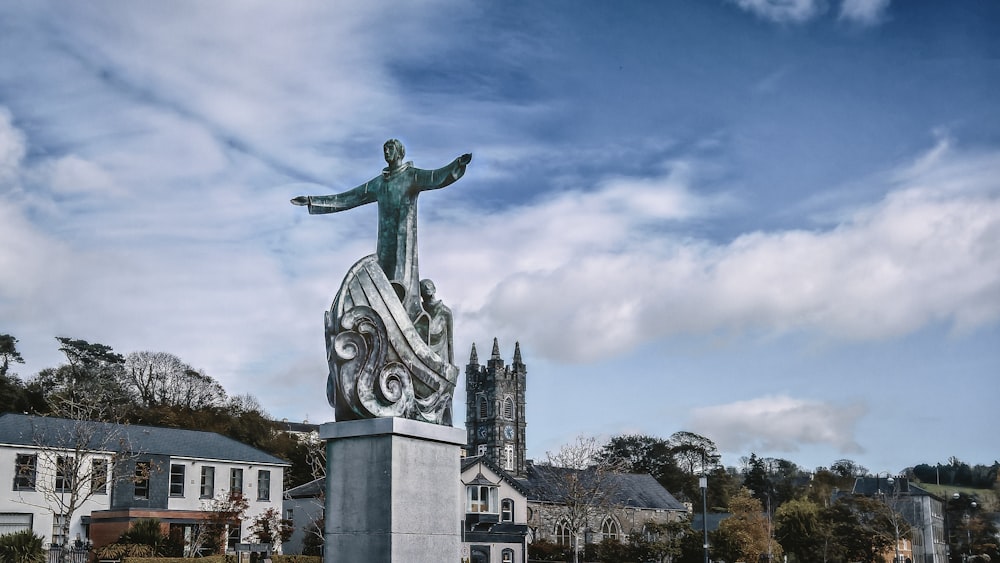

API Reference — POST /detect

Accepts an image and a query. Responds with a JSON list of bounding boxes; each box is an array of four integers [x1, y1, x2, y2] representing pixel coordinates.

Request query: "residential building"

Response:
[[462, 455, 530, 563], [0, 413, 288, 554], [852, 475, 947, 563], [282, 477, 324, 556]]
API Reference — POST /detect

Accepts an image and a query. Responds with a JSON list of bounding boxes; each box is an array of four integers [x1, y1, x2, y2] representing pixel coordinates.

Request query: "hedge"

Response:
[[122, 556, 321, 563]]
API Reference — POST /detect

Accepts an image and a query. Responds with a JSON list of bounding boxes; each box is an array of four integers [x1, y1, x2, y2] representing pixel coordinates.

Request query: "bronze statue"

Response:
[[292, 139, 471, 320], [292, 140, 470, 425]]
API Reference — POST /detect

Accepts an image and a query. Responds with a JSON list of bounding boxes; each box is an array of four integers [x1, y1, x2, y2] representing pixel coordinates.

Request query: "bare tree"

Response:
[[123, 351, 226, 409], [12, 403, 146, 560], [532, 436, 624, 563]]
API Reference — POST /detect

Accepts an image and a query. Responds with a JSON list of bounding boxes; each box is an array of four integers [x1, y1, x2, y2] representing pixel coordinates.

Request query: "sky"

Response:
[[1, 0, 998, 476]]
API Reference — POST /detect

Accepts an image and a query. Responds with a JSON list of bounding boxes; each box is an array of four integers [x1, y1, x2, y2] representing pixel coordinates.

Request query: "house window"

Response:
[[51, 514, 67, 546], [134, 462, 150, 499], [230, 468, 243, 494], [169, 464, 185, 497], [91, 459, 108, 495], [501, 548, 515, 563], [257, 470, 270, 501], [55, 456, 74, 492], [0, 513, 32, 535], [601, 517, 620, 541], [504, 444, 514, 471], [501, 498, 514, 522], [13, 454, 36, 490], [554, 520, 571, 546], [201, 466, 215, 498], [503, 397, 514, 420], [466, 485, 498, 514]]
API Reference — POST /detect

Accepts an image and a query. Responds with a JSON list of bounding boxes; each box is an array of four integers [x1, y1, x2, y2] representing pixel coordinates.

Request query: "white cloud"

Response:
[[429, 142, 1000, 362], [730, 0, 827, 24], [839, 0, 891, 26], [689, 395, 867, 454]]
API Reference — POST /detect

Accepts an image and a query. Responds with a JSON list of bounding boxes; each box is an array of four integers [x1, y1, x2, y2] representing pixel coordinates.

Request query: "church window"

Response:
[[554, 520, 572, 546], [503, 397, 514, 420], [501, 498, 514, 522], [601, 516, 621, 541], [501, 548, 514, 563], [466, 485, 498, 514], [478, 397, 488, 419]]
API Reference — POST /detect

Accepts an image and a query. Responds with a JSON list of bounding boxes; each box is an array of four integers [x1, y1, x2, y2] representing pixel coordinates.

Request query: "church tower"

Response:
[[465, 338, 527, 478]]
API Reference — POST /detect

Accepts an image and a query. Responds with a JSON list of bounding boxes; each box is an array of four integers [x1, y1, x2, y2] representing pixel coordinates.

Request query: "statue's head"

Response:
[[383, 139, 405, 164], [419, 278, 436, 300]]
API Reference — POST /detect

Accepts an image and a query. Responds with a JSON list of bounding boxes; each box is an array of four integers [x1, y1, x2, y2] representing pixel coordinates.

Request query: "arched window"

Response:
[[501, 498, 514, 522], [554, 520, 572, 546], [501, 548, 515, 563], [478, 397, 488, 419], [503, 397, 514, 420], [601, 516, 621, 541]]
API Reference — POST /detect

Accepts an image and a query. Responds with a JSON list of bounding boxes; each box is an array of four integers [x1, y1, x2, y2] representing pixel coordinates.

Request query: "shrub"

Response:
[[0, 529, 46, 563]]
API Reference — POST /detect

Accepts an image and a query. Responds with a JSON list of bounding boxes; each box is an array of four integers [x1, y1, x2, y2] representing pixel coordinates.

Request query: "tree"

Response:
[[184, 491, 248, 557], [669, 431, 721, 477], [533, 436, 624, 563], [33, 337, 129, 417], [12, 413, 147, 562], [596, 434, 685, 493], [714, 487, 783, 563], [823, 495, 897, 563], [122, 351, 226, 410], [774, 497, 828, 563], [830, 458, 868, 480], [247, 507, 293, 546], [0, 333, 25, 377]]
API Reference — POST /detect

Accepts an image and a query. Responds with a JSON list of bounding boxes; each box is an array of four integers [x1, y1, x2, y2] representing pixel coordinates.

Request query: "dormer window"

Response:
[[465, 472, 499, 514]]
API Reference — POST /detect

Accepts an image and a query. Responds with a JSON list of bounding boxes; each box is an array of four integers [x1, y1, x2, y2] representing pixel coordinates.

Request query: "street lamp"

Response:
[[876, 473, 901, 563], [700, 476, 708, 563]]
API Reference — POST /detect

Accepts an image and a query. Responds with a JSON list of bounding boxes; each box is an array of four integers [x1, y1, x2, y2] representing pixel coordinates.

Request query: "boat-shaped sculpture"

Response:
[[325, 254, 457, 425]]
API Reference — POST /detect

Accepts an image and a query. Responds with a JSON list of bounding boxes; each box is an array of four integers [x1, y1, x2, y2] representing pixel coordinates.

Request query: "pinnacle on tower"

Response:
[[469, 342, 479, 365], [513, 341, 522, 365], [491, 337, 501, 360]]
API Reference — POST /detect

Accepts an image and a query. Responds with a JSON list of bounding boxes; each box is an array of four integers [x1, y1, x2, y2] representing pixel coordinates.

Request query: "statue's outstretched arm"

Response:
[[291, 179, 378, 215], [414, 154, 472, 192]]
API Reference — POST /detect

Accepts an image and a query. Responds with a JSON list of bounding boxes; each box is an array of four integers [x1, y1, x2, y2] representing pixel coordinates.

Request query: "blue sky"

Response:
[[1, 0, 998, 475]]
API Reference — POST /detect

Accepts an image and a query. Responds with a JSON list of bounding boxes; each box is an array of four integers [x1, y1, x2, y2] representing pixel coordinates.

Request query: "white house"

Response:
[[0, 413, 288, 554]]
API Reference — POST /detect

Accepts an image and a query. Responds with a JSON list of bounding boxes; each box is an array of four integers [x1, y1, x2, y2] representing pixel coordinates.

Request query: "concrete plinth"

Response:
[[320, 417, 465, 563]]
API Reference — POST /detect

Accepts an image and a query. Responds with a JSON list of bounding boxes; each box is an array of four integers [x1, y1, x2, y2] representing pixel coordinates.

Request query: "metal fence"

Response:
[[47, 543, 91, 563]]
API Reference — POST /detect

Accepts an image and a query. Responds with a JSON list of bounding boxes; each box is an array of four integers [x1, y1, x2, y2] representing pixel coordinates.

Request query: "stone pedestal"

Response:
[[320, 417, 465, 563]]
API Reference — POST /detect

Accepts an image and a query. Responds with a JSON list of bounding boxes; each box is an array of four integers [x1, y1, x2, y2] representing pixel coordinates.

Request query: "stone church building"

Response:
[[464, 339, 688, 554]]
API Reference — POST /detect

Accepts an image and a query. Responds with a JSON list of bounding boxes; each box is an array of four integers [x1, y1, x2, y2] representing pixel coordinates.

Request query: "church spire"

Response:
[[513, 341, 522, 365], [469, 342, 479, 365], [491, 337, 501, 360]]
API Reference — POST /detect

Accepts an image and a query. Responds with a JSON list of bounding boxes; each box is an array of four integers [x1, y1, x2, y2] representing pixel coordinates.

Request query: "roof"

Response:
[[0, 413, 288, 466], [519, 464, 687, 511], [462, 455, 528, 495], [285, 477, 325, 499]]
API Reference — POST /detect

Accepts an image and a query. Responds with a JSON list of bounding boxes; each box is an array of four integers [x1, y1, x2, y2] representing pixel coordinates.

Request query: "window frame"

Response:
[[134, 461, 150, 500], [169, 464, 185, 497], [500, 498, 514, 522], [503, 397, 514, 420], [91, 459, 108, 495], [501, 548, 515, 563], [601, 516, 620, 541], [257, 470, 271, 501], [13, 454, 37, 491], [55, 455, 75, 492], [554, 520, 571, 546], [230, 468, 243, 494], [200, 466, 215, 498], [466, 485, 498, 514]]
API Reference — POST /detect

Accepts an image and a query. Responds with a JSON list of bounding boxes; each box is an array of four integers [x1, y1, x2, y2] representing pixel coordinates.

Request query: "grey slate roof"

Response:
[[285, 477, 325, 499], [0, 413, 288, 466], [519, 463, 687, 511], [461, 455, 529, 495]]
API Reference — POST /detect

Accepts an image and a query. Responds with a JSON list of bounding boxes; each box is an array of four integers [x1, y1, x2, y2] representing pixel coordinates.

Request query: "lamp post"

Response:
[[700, 475, 709, 563], [876, 473, 901, 563]]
